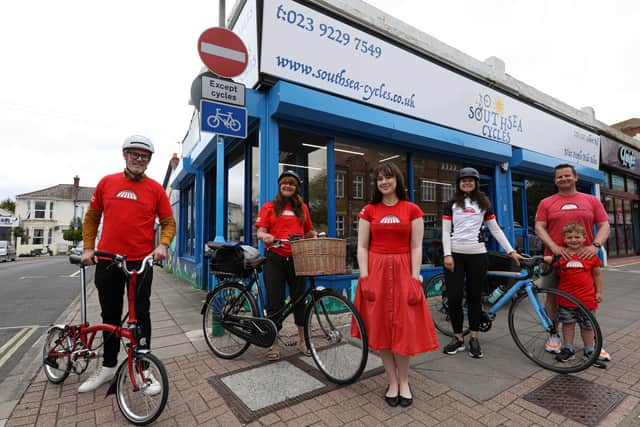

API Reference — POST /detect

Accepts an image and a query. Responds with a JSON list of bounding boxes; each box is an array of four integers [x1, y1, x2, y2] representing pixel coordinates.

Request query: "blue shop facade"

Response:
[[167, 0, 604, 291]]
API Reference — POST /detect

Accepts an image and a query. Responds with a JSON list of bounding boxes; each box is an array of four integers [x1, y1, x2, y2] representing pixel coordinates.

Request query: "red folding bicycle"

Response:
[[42, 251, 168, 425]]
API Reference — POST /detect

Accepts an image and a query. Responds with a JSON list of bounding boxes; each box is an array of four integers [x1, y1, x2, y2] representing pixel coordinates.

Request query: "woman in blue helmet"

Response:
[[441, 167, 524, 358], [255, 170, 318, 361]]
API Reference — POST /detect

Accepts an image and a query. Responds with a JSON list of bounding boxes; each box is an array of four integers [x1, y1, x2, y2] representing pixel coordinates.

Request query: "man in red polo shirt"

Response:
[[79, 135, 175, 393]]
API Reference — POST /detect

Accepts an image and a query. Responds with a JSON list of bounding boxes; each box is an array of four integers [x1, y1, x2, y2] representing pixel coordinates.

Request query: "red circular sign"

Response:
[[197, 27, 248, 78]]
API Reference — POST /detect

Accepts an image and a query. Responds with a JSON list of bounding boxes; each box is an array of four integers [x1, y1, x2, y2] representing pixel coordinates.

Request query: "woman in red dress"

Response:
[[354, 162, 439, 408]]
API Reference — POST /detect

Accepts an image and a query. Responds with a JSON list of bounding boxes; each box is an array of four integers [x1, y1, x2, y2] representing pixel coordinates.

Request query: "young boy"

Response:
[[545, 223, 606, 363]]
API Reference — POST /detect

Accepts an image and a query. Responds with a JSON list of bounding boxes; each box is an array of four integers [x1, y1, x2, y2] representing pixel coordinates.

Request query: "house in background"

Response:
[[15, 176, 94, 255]]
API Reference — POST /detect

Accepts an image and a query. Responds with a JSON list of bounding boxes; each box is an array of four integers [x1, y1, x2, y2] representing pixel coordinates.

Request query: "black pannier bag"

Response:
[[485, 251, 519, 292], [207, 243, 261, 278]]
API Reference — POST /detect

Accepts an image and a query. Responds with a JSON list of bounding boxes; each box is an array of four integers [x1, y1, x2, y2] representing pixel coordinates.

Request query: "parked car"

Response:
[[0, 241, 16, 262]]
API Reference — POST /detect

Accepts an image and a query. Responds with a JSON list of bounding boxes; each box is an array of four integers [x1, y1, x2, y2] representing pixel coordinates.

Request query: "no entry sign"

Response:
[[198, 27, 248, 79]]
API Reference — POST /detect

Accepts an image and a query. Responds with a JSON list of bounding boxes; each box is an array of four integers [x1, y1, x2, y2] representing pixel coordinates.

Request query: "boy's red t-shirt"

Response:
[[90, 173, 173, 260], [555, 254, 601, 309]]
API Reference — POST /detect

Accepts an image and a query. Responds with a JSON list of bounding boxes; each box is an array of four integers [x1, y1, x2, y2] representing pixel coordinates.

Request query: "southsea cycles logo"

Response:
[[115, 190, 138, 200], [467, 93, 523, 144]]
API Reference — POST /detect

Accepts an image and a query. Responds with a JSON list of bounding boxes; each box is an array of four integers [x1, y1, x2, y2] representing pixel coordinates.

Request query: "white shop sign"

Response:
[[260, 0, 599, 168]]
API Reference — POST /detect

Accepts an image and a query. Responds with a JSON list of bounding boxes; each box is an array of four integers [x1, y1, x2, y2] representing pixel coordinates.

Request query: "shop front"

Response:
[[170, 0, 604, 291], [600, 136, 640, 257]]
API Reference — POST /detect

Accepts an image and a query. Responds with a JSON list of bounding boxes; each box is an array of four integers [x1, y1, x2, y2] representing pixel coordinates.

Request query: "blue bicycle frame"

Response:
[[484, 270, 554, 331]]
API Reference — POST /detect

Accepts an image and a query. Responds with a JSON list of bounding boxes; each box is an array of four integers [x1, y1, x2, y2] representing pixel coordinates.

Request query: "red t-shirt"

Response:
[[255, 201, 313, 256], [535, 192, 608, 256], [90, 173, 173, 260], [554, 254, 601, 309], [358, 201, 424, 254]]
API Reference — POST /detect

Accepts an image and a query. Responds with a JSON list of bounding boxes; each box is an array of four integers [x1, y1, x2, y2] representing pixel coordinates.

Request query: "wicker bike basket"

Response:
[[290, 237, 347, 276]]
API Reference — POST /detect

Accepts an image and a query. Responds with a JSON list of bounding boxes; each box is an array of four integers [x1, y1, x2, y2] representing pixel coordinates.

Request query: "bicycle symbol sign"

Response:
[[201, 99, 247, 138]]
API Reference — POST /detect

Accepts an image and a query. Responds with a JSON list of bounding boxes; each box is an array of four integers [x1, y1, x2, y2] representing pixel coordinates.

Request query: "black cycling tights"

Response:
[[444, 252, 488, 334]]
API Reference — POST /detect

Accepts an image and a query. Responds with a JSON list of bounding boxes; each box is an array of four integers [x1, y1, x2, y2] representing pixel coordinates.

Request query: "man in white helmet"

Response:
[[78, 135, 176, 393]]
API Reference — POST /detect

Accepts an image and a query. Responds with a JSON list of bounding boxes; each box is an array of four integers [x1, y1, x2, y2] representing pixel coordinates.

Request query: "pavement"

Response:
[[2, 256, 640, 426]]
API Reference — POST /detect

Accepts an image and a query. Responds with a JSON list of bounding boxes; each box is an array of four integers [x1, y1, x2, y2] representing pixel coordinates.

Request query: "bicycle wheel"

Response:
[[423, 273, 470, 337], [508, 287, 602, 373], [202, 282, 258, 359], [304, 291, 368, 384], [42, 326, 72, 383], [115, 352, 168, 425]]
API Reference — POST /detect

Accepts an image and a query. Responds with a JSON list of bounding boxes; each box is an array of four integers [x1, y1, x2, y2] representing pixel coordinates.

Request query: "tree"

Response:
[[12, 225, 26, 246], [0, 198, 15, 213], [62, 217, 83, 245]]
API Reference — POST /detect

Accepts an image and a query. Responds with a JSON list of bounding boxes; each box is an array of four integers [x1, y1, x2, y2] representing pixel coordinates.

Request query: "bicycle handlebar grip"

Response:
[[94, 251, 122, 260], [69, 254, 82, 265]]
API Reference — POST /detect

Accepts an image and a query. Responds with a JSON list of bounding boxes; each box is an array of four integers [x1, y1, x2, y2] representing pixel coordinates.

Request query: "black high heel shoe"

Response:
[[398, 385, 413, 407], [384, 385, 399, 407]]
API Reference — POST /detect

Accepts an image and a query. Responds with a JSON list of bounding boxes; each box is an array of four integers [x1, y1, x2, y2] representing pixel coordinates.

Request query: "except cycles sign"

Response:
[[201, 75, 245, 107]]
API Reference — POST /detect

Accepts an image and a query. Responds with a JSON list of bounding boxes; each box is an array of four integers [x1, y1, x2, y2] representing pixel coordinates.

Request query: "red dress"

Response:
[[352, 201, 439, 356]]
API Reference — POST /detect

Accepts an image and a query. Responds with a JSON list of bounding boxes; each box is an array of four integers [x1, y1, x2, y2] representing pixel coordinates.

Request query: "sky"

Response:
[[2, 0, 638, 202]]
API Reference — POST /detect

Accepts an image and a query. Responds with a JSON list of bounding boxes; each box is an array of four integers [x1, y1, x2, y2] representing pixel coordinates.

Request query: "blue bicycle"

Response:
[[424, 256, 603, 373]]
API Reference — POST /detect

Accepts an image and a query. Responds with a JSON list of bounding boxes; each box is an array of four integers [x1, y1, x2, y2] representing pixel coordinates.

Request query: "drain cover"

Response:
[[523, 374, 626, 426]]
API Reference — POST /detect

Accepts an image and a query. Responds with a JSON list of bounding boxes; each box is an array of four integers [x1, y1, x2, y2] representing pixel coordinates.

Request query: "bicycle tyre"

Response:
[[508, 287, 602, 374], [304, 291, 368, 384], [115, 352, 169, 425], [423, 273, 471, 337], [202, 282, 258, 359], [42, 326, 72, 384]]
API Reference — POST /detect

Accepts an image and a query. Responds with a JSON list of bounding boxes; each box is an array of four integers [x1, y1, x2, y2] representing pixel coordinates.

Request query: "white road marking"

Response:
[[0, 324, 42, 331], [0, 326, 38, 368], [69, 270, 80, 278], [19, 276, 47, 280]]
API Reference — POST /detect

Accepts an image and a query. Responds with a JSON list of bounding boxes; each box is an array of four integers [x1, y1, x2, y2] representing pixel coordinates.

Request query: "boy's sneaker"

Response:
[[599, 348, 611, 361], [141, 369, 162, 396], [556, 346, 576, 362], [443, 337, 465, 355], [469, 337, 483, 359], [545, 333, 562, 354]]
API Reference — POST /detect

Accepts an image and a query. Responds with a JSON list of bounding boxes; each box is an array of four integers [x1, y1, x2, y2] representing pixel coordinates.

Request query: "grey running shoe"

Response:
[[443, 337, 465, 355], [469, 337, 483, 358]]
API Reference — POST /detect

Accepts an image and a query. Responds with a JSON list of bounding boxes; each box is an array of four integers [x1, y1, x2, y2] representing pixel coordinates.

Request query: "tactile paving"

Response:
[[523, 374, 626, 426]]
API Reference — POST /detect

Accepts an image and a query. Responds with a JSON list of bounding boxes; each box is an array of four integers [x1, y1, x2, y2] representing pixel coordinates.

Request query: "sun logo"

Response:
[[494, 97, 504, 114]]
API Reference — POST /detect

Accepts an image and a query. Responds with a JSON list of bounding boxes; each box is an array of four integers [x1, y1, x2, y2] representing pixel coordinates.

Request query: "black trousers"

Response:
[[263, 251, 306, 328], [94, 260, 153, 368], [444, 252, 488, 334]]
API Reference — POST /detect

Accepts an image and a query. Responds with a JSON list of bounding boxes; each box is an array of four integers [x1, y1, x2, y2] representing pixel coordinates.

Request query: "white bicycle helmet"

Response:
[[122, 135, 155, 154]]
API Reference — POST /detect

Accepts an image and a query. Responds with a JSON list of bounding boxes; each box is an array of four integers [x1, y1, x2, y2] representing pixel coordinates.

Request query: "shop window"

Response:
[[278, 128, 328, 235], [353, 175, 364, 199], [34, 201, 46, 219], [33, 228, 44, 245], [251, 145, 260, 245], [227, 146, 245, 242], [612, 174, 625, 191], [336, 172, 345, 198], [627, 178, 638, 194], [182, 184, 196, 257], [602, 171, 611, 189], [333, 140, 407, 269], [420, 180, 435, 202], [336, 215, 344, 238]]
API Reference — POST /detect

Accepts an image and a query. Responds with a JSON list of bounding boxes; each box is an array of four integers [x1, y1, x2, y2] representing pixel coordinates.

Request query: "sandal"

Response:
[[266, 348, 281, 361], [298, 343, 311, 357]]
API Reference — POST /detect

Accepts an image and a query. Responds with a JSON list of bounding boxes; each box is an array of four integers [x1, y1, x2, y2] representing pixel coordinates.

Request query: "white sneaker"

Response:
[[599, 348, 611, 361], [78, 366, 117, 393], [545, 334, 562, 354], [141, 369, 162, 396]]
